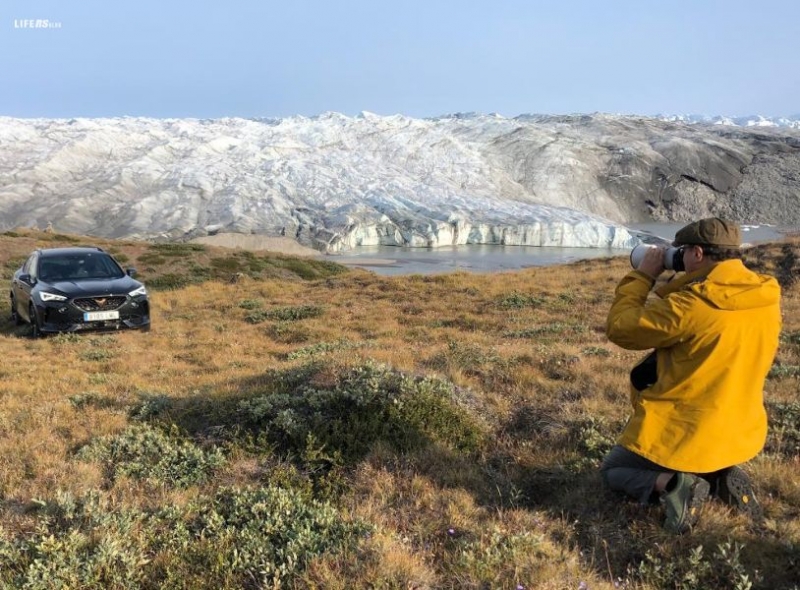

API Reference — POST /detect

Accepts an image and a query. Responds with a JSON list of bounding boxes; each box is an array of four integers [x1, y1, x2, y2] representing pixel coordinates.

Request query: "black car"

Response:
[[10, 247, 150, 336]]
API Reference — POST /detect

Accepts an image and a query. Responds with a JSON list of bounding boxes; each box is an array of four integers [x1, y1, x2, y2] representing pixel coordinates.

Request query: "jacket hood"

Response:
[[657, 259, 780, 311]]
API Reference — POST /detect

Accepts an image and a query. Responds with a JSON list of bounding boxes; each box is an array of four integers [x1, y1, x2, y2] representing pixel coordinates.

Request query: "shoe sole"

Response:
[[719, 467, 764, 521], [686, 477, 710, 531], [665, 476, 710, 534]]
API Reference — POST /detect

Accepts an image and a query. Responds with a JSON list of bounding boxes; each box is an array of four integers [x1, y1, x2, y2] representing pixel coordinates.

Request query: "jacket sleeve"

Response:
[[606, 270, 693, 351]]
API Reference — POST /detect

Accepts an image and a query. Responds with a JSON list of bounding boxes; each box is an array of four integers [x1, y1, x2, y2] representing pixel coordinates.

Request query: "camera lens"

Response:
[[664, 247, 685, 272], [630, 244, 653, 269]]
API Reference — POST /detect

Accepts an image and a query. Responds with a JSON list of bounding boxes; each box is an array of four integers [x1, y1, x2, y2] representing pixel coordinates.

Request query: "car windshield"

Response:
[[38, 254, 125, 282]]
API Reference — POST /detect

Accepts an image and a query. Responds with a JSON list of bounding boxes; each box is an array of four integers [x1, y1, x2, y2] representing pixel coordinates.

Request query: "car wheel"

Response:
[[29, 304, 42, 338], [10, 295, 24, 325]]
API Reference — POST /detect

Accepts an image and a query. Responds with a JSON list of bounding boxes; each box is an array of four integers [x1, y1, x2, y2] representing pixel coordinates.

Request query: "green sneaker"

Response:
[[662, 472, 710, 534], [712, 466, 764, 521]]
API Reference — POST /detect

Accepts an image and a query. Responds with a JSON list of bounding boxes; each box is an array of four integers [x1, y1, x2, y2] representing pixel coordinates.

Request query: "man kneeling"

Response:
[[602, 218, 781, 533]]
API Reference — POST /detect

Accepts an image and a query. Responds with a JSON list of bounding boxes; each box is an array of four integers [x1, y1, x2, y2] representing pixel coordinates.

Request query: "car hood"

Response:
[[45, 277, 143, 297]]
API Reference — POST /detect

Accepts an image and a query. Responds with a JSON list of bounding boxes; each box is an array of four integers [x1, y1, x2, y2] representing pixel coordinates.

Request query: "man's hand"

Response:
[[637, 246, 666, 279]]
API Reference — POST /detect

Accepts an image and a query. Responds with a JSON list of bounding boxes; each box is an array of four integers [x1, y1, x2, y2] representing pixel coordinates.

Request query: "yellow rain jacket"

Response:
[[606, 259, 781, 473]]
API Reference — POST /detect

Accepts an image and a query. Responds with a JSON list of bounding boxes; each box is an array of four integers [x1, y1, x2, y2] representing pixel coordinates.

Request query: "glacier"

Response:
[[1, 111, 799, 252]]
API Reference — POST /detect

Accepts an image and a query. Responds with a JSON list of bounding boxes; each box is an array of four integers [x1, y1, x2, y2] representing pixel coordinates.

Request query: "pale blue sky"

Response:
[[1, 0, 798, 119]]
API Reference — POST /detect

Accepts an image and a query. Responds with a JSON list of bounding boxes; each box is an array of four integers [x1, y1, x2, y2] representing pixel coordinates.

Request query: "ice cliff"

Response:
[[1, 112, 799, 252]]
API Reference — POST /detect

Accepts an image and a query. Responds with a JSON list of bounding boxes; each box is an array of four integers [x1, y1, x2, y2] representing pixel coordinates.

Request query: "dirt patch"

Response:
[[190, 233, 322, 257]]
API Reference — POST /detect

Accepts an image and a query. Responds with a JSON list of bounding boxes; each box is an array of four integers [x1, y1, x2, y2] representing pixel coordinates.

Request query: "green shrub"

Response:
[[275, 257, 345, 280], [565, 416, 620, 470], [79, 348, 115, 362], [244, 309, 272, 324], [630, 540, 759, 590], [245, 305, 324, 324], [435, 341, 501, 369], [454, 527, 545, 587], [145, 273, 195, 291], [286, 339, 363, 360], [581, 346, 611, 357], [780, 330, 800, 347], [1, 256, 27, 280], [768, 363, 800, 379], [496, 292, 546, 309], [51, 234, 81, 243], [128, 393, 172, 421], [0, 493, 151, 590], [237, 298, 263, 310], [210, 256, 243, 273], [136, 253, 167, 265], [161, 486, 368, 587], [269, 321, 311, 343], [186, 261, 212, 279], [556, 291, 577, 304], [148, 242, 206, 256], [503, 322, 587, 339], [51, 332, 81, 345], [238, 362, 487, 462], [77, 424, 225, 487], [0, 486, 366, 590], [538, 352, 581, 380], [765, 401, 800, 458], [68, 392, 117, 411]]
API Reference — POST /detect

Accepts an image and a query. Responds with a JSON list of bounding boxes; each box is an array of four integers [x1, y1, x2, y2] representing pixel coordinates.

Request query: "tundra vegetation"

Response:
[[1, 228, 798, 590]]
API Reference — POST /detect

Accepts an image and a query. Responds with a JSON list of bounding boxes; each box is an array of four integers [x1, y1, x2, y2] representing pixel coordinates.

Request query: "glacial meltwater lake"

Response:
[[329, 223, 793, 276]]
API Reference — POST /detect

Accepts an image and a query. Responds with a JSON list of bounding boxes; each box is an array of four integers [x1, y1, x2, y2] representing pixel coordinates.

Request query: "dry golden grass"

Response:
[[1, 229, 799, 589]]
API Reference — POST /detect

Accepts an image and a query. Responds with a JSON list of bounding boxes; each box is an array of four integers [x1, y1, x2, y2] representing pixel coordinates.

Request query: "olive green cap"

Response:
[[672, 217, 742, 248]]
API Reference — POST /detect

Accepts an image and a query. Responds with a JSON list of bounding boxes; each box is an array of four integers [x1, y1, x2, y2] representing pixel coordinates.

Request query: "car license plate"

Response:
[[84, 310, 120, 321]]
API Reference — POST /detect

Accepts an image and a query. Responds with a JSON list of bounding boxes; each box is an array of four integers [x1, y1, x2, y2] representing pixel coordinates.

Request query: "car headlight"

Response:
[[40, 291, 68, 302], [129, 285, 147, 297]]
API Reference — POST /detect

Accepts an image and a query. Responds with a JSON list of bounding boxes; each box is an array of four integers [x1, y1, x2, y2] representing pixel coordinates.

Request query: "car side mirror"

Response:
[[126, 268, 137, 277], [19, 273, 34, 284]]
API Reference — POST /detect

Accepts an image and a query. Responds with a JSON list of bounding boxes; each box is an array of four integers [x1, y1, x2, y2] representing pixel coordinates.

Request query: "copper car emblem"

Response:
[[96, 298, 107, 306]]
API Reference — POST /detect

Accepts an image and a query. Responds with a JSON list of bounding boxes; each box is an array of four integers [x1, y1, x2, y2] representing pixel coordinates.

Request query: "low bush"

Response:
[[148, 242, 207, 256], [245, 304, 324, 323], [0, 486, 366, 590], [268, 320, 311, 343], [1, 256, 27, 280], [765, 401, 800, 458], [210, 256, 243, 273], [144, 273, 195, 291], [768, 362, 800, 379], [237, 298, 263, 310], [276, 257, 347, 280], [503, 322, 588, 339], [496, 291, 546, 309], [128, 393, 173, 421], [68, 392, 118, 411], [286, 339, 363, 360], [630, 540, 759, 590], [77, 424, 225, 488], [566, 416, 620, 470], [453, 527, 546, 588], [238, 361, 488, 463]]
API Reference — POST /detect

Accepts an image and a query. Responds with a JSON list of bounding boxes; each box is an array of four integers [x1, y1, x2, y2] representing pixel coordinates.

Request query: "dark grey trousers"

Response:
[[600, 445, 669, 504]]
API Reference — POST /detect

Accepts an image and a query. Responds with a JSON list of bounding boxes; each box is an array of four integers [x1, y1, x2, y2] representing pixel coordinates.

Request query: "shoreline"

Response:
[[190, 226, 797, 274]]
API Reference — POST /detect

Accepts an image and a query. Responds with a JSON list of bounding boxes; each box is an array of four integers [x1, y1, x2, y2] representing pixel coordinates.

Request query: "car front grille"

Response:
[[73, 296, 127, 311]]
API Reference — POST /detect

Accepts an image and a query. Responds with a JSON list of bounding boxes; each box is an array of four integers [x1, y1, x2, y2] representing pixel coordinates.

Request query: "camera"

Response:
[[630, 244, 685, 272]]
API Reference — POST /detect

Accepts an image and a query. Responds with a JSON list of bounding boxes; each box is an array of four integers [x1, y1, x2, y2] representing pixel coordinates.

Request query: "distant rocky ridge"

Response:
[[1, 112, 798, 252]]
